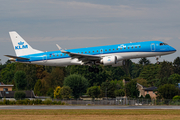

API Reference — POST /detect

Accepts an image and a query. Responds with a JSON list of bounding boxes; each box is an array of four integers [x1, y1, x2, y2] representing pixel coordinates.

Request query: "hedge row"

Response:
[[0, 99, 65, 105]]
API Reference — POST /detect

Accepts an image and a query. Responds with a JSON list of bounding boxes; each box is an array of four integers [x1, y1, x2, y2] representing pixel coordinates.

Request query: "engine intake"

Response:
[[101, 56, 117, 66]]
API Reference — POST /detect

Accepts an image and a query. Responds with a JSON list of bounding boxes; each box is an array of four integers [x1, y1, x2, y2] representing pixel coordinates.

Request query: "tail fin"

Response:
[[9, 31, 43, 56]]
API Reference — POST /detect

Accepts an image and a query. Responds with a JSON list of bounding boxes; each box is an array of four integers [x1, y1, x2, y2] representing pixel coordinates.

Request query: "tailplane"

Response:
[[9, 31, 43, 56]]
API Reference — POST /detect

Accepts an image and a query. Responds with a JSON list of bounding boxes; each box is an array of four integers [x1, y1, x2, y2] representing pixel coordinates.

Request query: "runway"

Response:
[[1, 105, 180, 109]]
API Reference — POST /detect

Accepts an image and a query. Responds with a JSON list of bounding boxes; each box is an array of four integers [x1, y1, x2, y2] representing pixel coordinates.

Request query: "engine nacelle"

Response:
[[101, 56, 117, 66], [111, 60, 126, 67]]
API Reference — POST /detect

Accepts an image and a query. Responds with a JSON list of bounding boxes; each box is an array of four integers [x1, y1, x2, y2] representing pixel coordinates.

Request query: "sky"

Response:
[[0, 0, 180, 64]]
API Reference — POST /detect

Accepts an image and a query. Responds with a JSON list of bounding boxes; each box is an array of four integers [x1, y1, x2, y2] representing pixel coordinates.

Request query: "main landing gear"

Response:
[[88, 66, 99, 73], [156, 56, 161, 64]]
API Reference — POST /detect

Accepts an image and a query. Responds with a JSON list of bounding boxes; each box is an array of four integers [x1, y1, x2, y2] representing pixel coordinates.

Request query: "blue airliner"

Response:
[[5, 31, 176, 72]]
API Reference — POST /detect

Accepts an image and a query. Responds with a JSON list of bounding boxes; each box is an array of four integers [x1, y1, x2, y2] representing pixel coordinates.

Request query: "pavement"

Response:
[[1, 105, 180, 109]]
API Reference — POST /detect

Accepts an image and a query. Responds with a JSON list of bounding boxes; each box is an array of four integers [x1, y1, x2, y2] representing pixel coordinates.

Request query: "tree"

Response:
[[157, 61, 174, 86], [14, 91, 26, 100], [101, 81, 116, 98], [122, 59, 133, 76], [173, 57, 180, 74], [0, 63, 16, 84], [54, 86, 61, 99], [15, 63, 37, 90], [139, 57, 150, 65], [43, 67, 64, 89], [34, 79, 43, 96], [114, 89, 125, 97], [157, 84, 179, 99], [168, 74, 180, 85], [145, 94, 151, 99], [125, 80, 139, 98], [60, 86, 72, 99], [173, 95, 180, 101], [136, 78, 149, 87], [14, 71, 27, 90], [139, 64, 159, 86], [64, 74, 88, 99], [87, 86, 100, 99]]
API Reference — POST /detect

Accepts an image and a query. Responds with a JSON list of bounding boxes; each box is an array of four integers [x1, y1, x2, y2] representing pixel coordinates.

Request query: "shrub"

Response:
[[43, 98, 52, 105], [173, 95, 180, 101], [14, 91, 26, 100]]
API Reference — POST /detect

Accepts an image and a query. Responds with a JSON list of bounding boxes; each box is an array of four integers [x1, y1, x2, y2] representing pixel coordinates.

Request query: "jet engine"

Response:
[[100, 56, 117, 66]]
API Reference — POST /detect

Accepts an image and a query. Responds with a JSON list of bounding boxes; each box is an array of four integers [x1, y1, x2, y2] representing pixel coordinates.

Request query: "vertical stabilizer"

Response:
[[9, 31, 43, 56]]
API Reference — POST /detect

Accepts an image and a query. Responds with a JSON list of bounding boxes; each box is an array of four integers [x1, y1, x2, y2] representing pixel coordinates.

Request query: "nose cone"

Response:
[[169, 46, 176, 53]]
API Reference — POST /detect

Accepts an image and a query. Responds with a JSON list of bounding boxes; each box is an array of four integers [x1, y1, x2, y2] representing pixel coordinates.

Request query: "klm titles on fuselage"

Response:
[[15, 41, 28, 50]]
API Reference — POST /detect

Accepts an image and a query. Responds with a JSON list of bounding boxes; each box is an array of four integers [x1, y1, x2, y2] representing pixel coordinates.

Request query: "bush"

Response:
[[173, 95, 180, 101], [43, 98, 52, 105], [14, 91, 26, 100]]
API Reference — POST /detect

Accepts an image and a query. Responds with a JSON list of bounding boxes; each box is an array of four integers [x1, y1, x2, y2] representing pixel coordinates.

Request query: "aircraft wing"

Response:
[[56, 44, 102, 62], [63, 51, 102, 62], [4, 55, 30, 60]]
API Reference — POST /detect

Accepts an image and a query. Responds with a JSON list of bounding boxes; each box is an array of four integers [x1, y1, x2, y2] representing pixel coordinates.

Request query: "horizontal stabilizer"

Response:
[[4, 55, 29, 60]]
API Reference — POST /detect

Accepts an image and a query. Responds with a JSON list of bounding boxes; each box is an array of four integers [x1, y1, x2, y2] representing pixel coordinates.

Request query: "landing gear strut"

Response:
[[156, 56, 160, 64]]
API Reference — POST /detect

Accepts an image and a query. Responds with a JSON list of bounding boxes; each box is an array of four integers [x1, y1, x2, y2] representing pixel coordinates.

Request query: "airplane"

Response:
[[5, 31, 176, 73]]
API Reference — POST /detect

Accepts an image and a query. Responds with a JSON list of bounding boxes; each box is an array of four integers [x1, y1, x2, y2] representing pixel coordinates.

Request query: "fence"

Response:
[[1, 98, 180, 106], [60, 98, 180, 106]]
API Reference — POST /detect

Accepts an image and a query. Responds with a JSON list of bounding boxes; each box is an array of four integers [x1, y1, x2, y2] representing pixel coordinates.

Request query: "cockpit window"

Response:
[[160, 43, 168, 46]]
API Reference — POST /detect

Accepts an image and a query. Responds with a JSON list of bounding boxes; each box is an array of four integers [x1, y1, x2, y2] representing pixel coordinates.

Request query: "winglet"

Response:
[[56, 44, 69, 53]]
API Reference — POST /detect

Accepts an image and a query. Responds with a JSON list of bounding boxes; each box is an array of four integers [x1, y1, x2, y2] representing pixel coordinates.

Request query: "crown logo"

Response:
[[18, 41, 24, 45]]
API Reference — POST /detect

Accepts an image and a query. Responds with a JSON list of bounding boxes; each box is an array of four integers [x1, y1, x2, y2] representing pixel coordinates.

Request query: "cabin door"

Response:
[[151, 43, 155, 51], [43, 55, 47, 62]]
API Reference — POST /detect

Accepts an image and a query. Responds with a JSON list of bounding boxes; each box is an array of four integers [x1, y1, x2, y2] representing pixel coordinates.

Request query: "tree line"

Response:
[[0, 57, 180, 99]]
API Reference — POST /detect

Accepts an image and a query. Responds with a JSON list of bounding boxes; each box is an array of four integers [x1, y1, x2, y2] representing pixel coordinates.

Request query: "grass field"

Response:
[[0, 109, 180, 120]]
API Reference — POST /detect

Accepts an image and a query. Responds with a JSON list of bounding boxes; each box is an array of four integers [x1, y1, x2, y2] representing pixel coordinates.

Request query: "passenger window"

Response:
[[97, 50, 98, 52], [53, 55, 55, 57], [89, 51, 90, 53], [105, 49, 107, 51], [139, 46, 141, 48], [50, 55, 51, 57], [109, 49, 111, 51], [128, 47, 129, 49], [135, 46, 137, 48], [120, 48, 122, 50], [93, 51, 94, 53], [57, 54, 59, 56], [101, 50, 103, 52], [132, 47, 133, 48], [81, 52, 83, 54], [117, 48, 118, 50], [124, 47, 126, 49], [85, 52, 87, 53], [113, 49, 115, 51]]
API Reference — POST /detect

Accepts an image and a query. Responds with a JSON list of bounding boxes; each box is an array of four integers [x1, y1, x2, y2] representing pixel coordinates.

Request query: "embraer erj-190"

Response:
[[5, 31, 176, 72]]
